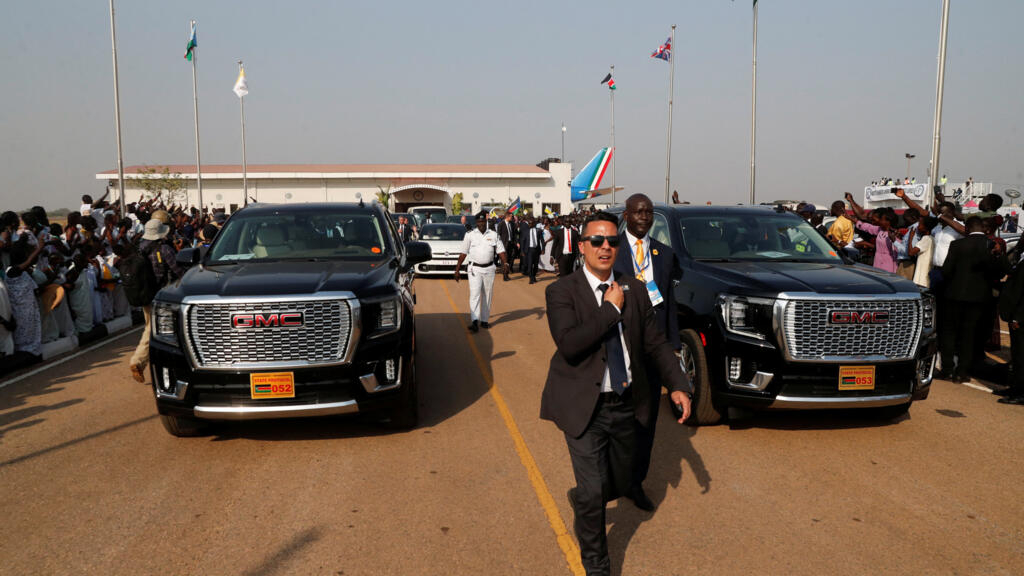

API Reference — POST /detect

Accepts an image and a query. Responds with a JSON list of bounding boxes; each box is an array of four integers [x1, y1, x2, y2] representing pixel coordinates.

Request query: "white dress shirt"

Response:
[[624, 230, 653, 282], [581, 265, 632, 393]]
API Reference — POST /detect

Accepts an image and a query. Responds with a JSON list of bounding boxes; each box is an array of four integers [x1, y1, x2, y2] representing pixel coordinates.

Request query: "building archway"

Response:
[[391, 184, 450, 213]]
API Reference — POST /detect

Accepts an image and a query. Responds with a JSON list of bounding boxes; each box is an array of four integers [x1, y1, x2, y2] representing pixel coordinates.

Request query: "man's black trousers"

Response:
[[940, 299, 985, 378], [557, 253, 575, 277], [564, 392, 635, 576]]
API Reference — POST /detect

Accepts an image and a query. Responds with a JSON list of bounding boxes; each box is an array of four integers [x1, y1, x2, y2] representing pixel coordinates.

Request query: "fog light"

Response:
[[385, 358, 397, 383], [728, 357, 742, 381], [917, 354, 936, 387], [161, 367, 174, 393]]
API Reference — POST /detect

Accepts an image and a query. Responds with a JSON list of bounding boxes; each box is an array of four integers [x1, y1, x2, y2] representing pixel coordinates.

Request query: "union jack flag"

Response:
[[651, 37, 671, 61]]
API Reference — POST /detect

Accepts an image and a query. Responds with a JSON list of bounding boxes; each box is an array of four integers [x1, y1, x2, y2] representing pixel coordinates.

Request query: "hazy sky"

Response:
[[2, 0, 1022, 212]]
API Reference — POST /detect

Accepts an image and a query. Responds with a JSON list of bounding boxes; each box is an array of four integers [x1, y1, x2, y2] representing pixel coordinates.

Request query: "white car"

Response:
[[414, 223, 469, 276]]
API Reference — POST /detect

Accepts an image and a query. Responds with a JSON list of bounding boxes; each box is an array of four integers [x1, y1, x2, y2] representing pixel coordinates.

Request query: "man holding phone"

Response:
[[540, 211, 692, 576]]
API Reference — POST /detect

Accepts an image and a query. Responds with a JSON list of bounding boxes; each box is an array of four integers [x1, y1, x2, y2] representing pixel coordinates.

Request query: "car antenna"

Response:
[[358, 197, 365, 208]]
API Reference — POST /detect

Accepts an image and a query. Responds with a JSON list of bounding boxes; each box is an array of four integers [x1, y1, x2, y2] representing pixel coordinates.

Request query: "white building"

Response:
[[95, 162, 573, 216]]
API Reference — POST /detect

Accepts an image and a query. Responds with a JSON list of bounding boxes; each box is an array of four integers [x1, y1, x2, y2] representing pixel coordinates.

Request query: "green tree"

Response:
[[376, 185, 392, 209], [135, 166, 187, 205], [451, 192, 464, 214]]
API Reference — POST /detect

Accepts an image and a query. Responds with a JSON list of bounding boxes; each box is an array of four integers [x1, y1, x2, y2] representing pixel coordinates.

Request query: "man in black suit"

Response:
[[497, 213, 518, 281], [540, 212, 692, 576], [396, 216, 413, 243], [518, 216, 533, 275], [997, 254, 1024, 404], [522, 217, 542, 284], [612, 193, 681, 510], [551, 216, 580, 277], [940, 216, 1008, 382]]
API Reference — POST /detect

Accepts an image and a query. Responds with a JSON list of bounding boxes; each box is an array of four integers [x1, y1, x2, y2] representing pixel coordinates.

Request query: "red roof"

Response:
[[98, 164, 549, 175]]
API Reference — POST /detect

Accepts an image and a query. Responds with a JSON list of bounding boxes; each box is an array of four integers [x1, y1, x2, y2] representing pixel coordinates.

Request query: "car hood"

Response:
[[158, 259, 396, 301], [694, 260, 920, 295]]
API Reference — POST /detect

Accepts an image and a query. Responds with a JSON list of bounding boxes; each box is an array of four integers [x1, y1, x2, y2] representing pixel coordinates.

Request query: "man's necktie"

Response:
[[597, 283, 628, 395], [635, 239, 645, 281]]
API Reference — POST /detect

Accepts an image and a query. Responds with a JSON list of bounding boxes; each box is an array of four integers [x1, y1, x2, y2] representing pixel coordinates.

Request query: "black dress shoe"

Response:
[[997, 395, 1024, 405], [951, 374, 967, 384], [481, 322, 490, 329], [934, 369, 952, 380], [468, 320, 479, 333], [627, 488, 656, 512], [992, 387, 1016, 397]]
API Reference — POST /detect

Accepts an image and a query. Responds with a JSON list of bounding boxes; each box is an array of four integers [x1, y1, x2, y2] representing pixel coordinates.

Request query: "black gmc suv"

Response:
[[609, 204, 936, 424], [148, 202, 431, 436]]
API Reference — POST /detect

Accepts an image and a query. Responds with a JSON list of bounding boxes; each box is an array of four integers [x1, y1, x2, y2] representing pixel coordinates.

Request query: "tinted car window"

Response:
[[420, 224, 468, 241], [679, 212, 842, 262], [208, 208, 391, 262]]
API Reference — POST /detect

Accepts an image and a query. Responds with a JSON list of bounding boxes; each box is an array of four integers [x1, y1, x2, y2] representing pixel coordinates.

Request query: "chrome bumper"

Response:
[[768, 393, 911, 410], [193, 399, 359, 420]]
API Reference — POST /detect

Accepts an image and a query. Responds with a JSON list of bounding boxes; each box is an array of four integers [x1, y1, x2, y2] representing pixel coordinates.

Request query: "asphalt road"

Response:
[[2, 273, 1023, 575]]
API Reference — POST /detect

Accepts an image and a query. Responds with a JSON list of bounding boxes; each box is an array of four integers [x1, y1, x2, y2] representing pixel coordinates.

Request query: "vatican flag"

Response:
[[233, 65, 248, 98]]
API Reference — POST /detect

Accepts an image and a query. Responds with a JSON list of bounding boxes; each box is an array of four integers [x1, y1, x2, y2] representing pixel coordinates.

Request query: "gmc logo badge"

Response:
[[829, 310, 889, 325], [231, 312, 304, 329]]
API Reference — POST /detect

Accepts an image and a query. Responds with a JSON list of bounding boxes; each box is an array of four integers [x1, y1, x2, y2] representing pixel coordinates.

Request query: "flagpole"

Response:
[[750, 1, 758, 205], [108, 0, 126, 214], [238, 60, 248, 206], [927, 0, 950, 207], [664, 24, 676, 204], [610, 65, 616, 205], [190, 20, 204, 212]]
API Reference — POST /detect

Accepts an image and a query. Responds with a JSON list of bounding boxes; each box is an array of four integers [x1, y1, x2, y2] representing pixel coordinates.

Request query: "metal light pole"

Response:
[[561, 122, 566, 162], [905, 153, 915, 181], [750, 1, 758, 205], [108, 0, 126, 214], [927, 0, 951, 206]]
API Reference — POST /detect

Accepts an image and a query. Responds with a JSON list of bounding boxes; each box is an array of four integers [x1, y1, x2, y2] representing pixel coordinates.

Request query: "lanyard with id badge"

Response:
[[632, 239, 664, 307]]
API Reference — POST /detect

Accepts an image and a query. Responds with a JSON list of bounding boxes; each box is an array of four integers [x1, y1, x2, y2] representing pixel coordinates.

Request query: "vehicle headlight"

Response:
[[921, 294, 936, 332], [152, 301, 180, 347], [362, 295, 401, 338], [718, 294, 775, 340]]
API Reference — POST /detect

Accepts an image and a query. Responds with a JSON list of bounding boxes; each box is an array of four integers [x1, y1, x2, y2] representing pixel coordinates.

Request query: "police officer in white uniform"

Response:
[[454, 211, 509, 333]]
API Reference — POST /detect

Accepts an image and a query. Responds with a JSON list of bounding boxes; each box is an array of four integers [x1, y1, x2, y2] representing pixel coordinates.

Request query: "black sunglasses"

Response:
[[581, 235, 621, 248]]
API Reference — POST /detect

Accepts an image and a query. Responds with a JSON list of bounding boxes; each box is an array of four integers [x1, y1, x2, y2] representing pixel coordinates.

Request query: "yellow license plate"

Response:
[[839, 366, 875, 391], [250, 372, 295, 399]]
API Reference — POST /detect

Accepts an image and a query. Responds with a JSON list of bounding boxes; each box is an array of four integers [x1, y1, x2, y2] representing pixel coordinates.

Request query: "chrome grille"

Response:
[[186, 299, 352, 368], [781, 298, 922, 362]]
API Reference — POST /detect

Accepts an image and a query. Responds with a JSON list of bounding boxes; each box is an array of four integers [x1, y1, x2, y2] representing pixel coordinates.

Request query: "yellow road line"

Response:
[[441, 281, 584, 576]]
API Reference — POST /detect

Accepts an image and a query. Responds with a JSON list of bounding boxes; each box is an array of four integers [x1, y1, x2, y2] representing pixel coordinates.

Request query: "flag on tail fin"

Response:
[[184, 22, 197, 61], [570, 148, 614, 202], [600, 73, 616, 90], [652, 37, 671, 61]]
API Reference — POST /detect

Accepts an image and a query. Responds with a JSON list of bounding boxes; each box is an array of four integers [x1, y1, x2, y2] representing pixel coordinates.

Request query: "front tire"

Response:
[[680, 329, 723, 425]]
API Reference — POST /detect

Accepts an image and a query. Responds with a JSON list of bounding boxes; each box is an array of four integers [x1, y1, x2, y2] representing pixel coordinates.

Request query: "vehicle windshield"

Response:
[[679, 212, 843, 263], [207, 208, 391, 263], [420, 224, 468, 241], [411, 209, 447, 227]]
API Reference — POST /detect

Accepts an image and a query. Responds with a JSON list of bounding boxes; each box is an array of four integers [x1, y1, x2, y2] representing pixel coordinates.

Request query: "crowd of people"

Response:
[[0, 190, 220, 377], [820, 188, 1023, 404]]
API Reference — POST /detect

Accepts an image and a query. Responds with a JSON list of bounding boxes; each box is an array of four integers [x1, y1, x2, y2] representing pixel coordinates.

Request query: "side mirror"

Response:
[[404, 241, 432, 266], [176, 247, 200, 267]]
